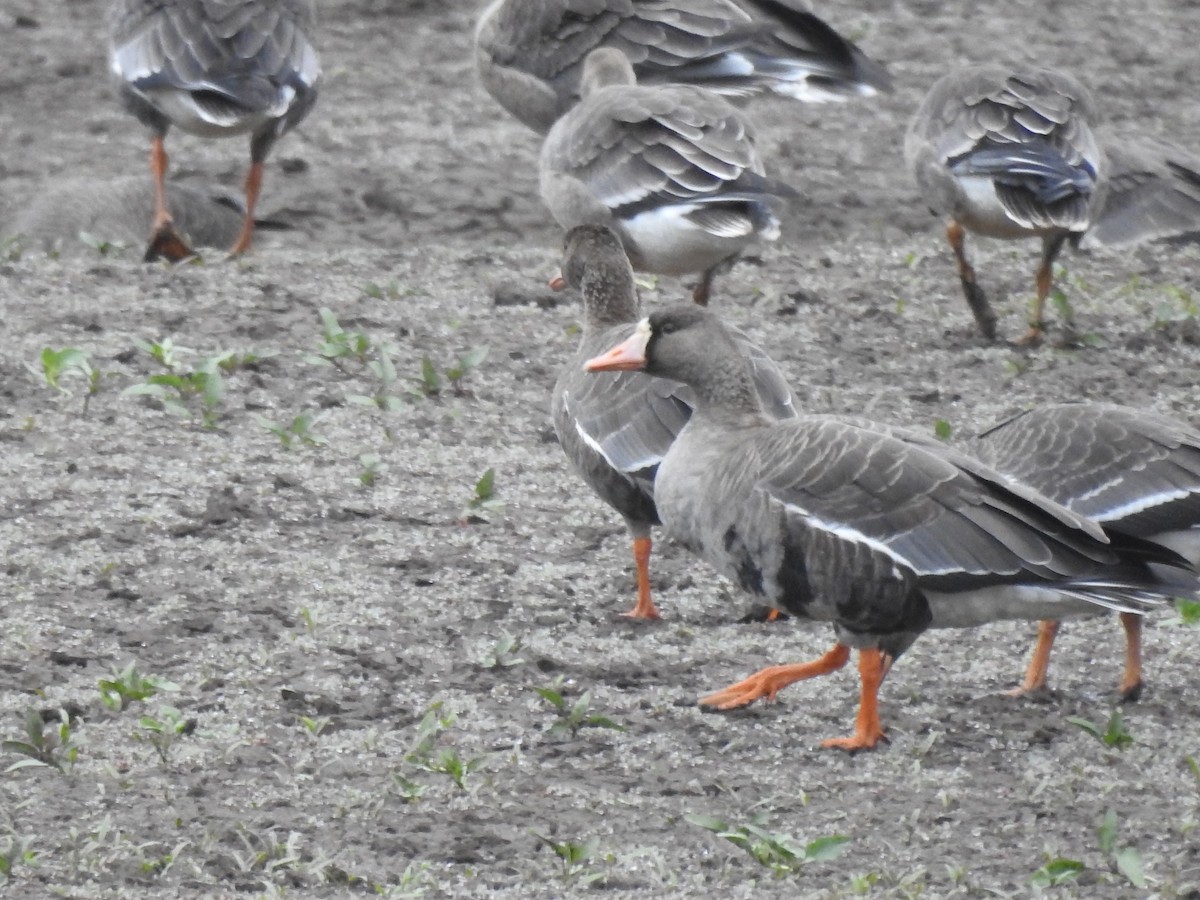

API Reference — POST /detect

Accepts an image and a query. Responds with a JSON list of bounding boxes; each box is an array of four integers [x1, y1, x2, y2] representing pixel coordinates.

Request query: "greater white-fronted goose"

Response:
[[906, 65, 1104, 345], [585, 307, 1196, 750], [109, 0, 320, 261], [973, 402, 1200, 699], [540, 48, 795, 305], [476, 0, 892, 134], [552, 224, 796, 619], [10, 176, 260, 257]]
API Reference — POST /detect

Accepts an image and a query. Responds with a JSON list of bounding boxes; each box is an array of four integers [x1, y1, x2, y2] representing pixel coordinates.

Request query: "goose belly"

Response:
[[924, 584, 1109, 628], [619, 207, 755, 275]]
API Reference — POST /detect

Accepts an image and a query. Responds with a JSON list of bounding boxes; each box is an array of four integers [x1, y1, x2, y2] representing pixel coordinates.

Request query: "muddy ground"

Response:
[[2, 0, 1199, 897]]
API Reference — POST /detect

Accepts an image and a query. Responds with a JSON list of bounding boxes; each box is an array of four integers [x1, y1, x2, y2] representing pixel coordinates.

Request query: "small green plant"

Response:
[[356, 453, 385, 487], [29, 347, 102, 413], [299, 716, 331, 737], [1067, 709, 1134, 750], [401, 702, 492, 792], [481, 633, 524, 669], [2, 708, 81, 775], [0, 833, 40, 880], [1031, 856, 1084, 888], [1046, 286, 1075, 326], [532, 833, 606, 886], [446, 346, 488, 395], [349, 349, 407, 438], [686, 813, 848, 877], [463, 467, 503, 521], [98, 662, 178, 711], [308, 307, 377, 371], [123, 340, 257, 428], [0, 235, 21, 261], [360, 280, 402, 301], [135, 706, 195, 766], [1164, 597, 1200, 627], [1153, 285, 1198, 327], [79, 231, 128, 256], [410, 347, 488, 398], [933, 418, 952, 440], [258, 411, 327, 449], [536, 678, 624, 739], [1097, 808, 1146, 888]]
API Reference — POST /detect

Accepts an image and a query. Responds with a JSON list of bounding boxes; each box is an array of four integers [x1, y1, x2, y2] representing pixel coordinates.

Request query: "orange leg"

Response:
[[821, 649, 891, 752], [1014, 264, 1053, 346], [698, 642, 851, 709], [1006, 619, 1060, 696], [622, 536, 660, 620], [1015, 233, 1068, 347], [946, 219, 997, 341], [150, 135, 171, 229], [143, 136, 194, 262], [229, 160, 264, 256], [1118, 612, 1143, 702]]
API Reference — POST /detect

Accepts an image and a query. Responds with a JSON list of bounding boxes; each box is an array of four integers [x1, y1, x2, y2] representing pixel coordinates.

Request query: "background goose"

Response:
[[972, 402, 1200, 699], [585, 307, 1195, 750], [552, 224, 796, 619], [906, 65, 1104, 345], [475, 0, 892, 134], [109, 0, 320, 261], [541, 48, 795, 305]]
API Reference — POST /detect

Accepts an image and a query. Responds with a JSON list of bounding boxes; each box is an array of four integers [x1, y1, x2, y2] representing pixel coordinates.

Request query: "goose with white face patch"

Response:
[[585, 307, 1199, 751], [109, 0, 320, 261]]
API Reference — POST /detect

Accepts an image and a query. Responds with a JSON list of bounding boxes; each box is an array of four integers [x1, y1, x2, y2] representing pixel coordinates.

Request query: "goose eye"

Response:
[[657, 320, 678, 335]]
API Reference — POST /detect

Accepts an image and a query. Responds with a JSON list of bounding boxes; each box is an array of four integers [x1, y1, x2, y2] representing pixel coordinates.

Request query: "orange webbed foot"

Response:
[[620, 600, 661, 621], [820, 727, 889, 753], [698, 644, 852, 711], [144, 221, 194, 263]]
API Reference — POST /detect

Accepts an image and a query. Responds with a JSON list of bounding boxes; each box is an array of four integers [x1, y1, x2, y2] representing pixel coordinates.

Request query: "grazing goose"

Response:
[[552, 224, 796, 618], [9, 176, 263, 257], [109, 0, 320, 261], [541, 48, 795, 305], [585, 307, 1195, 750], [906, 65, 1105, 345], [972, 403, 1200, 699], [475, 0, 892, 134]]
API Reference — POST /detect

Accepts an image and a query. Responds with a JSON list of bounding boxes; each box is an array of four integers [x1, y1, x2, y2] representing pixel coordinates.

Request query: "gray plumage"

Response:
[[9, 177, 250, 256], [476, 0, 892, 134], [619, 308, 1192, 658], [1082, 136, 1200, 248], [540, 48, 795, 304], [973, 402, 1200, 697], [110, 0, 320, 159], [908, 64, 1200, 341], [552, 224, 795, 617]]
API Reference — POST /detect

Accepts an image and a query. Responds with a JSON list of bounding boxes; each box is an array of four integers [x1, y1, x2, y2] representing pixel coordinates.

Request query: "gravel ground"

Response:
[[1, 0, 1199, 897]]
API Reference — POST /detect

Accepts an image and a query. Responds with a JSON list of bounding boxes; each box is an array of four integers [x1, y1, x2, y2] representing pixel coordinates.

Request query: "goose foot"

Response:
[[143, 221, 194, 263]]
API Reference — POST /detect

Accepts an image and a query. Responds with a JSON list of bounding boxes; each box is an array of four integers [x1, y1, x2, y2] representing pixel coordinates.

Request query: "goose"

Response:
[[540, 48, 795, 305], [907, 65, 1200, 345], [551, 223, 796, 618], [109, 0, 320, 261], [475, 0, 892, 134], [906, 65, 1104, 345], [585, 306, 1195, 749], [972, 402, 1200, 699], [9, 176, 270, 257]]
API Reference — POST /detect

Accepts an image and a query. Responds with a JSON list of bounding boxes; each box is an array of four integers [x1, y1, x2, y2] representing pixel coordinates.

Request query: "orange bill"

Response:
[[584, 319, 651, 372], [548, 272, 566, 290]]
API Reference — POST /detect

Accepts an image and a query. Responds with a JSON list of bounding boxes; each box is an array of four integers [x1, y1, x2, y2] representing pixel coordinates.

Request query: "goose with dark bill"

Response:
[[552, 224, 796, 619], [540, 48, 795, 305], [109, 0, 320, 261], [585, 307, 1198, 750], [476, 0, 892, 134]]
